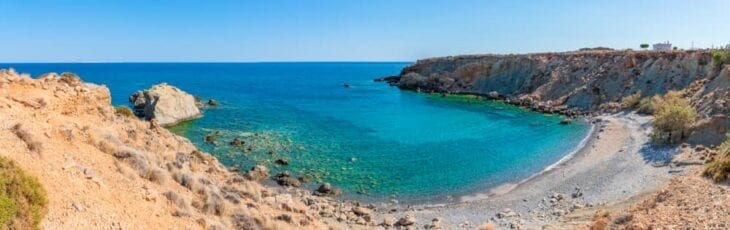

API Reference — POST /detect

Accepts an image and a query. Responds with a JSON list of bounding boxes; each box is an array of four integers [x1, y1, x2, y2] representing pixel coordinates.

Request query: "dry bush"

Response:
[[114, 106, 135, 118], [163, 191, 191, 217], [704, 134, 730, 181], [11, 124, 42, 154], [637, 96, 663, 114], [621, 91, 642, 109], [0, 156, 48, 230], [113, 150, 166, 184], [200, 190, 227, 216]]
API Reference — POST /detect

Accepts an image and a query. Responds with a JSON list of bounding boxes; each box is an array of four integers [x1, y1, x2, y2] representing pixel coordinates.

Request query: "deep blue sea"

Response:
[[2, 63, 590, 203]]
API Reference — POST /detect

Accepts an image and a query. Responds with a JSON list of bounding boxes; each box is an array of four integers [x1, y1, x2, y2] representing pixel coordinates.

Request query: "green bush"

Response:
[[621, 92, 642, 109], [114, 106, 135, 118], [712, 44, 730, 68], [651, 91, 697, 144], [704, 134, 730, 182], [0, 156, 48, 229]]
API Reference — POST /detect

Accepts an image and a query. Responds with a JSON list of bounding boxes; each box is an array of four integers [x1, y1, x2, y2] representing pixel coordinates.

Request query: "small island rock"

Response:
[[129, 83, 202, 126]]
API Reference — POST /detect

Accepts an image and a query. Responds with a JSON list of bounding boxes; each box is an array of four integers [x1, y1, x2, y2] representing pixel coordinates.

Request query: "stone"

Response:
[[273, 172, 301, 187], [397, 213, 416, 226], [314, 183, 342, 196], [352, 206, 372, 217], [382, 216, 397, 226], [488, 91, 500, 99], [244, 165, 269, 181], [560, 117, 572, 125], [207, 99, 219, 106], [612, 213, 633, 225], [129, 83, 202, 126], [275, 158, 289, 166], [230, 138, 243, 146]]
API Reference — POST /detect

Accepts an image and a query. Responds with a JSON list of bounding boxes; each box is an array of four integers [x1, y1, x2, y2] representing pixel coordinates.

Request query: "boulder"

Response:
[[314, 183, 342, 196], [129, 83, 202, 126], [244, 165, 269, 181], [273, 172, 301, 187], [207, 99, 219, 106]]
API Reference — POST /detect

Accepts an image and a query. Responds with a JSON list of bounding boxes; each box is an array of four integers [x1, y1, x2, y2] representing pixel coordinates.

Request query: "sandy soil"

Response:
[[375, 113, 694, 229]]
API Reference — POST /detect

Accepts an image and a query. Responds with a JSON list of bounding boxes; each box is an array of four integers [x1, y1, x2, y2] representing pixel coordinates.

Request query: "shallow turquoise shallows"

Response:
[[3, 63, 590, 203]]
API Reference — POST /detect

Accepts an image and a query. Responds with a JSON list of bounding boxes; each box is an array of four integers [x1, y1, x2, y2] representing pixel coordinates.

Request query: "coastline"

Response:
[[380, 112, 691, 228]]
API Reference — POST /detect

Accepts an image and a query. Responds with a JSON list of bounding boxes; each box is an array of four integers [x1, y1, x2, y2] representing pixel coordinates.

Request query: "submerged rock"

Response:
[[129, 83, 202, 126], [560, 117, 573, 125], [273, 172, 301, 187], [207, 99, 219, 106], [275, 158, 289, 166]]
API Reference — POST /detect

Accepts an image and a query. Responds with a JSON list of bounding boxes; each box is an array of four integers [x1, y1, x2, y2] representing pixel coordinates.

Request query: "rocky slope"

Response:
[[389, 50, 729, 145], [0, 69, 347, 229]]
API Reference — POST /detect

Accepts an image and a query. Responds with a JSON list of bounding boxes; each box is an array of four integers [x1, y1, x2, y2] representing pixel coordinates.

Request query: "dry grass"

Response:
[[0, 156, 48, 230], [114, 106, 135, 118], [11, 124, 42, 154], [113, 150, 167, 184], [704, 134, 730, 181], [620, 92, 641, 109]]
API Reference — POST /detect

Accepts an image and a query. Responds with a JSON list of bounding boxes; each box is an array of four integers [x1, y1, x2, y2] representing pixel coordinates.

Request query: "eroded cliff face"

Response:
[[399, 51, 726, 113], [395, 50, 729, 144]]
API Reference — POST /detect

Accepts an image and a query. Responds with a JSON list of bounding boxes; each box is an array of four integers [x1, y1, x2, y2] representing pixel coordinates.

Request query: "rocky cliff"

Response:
[[391, 50, 729, 144]]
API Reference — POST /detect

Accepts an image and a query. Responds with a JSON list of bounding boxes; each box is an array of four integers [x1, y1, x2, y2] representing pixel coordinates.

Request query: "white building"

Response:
[[653, 41, 672, 51]]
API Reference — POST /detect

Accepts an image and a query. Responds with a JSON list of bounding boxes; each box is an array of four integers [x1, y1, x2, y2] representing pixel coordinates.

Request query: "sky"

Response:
[[1, 0, 729, 62]]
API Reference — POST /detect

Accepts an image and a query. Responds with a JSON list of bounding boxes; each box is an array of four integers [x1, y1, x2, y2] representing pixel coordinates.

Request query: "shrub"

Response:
[[712, 44, 730, 68], [0, 156, 48, 229], [621, 92, 642, 109], [704, 134, 730, 182], [651, 91, 697, 144], [114, 106, 135, 118], [637, 96, 662, 114]]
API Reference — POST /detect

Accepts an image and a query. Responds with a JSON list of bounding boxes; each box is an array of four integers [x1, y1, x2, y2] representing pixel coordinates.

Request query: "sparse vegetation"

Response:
[[651, 91, 697, 144], [636, 96, 661, 114], [621, 92, 642, 109], [11, 124, 42, 154], [114, 106, 134, 118], [704, 134, 730, 182], [712, 44, 730, 68], [0, 156, 48, 230]]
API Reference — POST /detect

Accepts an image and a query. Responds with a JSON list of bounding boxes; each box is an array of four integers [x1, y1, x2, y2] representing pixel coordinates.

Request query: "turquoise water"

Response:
[[3, 63, 590, 203]]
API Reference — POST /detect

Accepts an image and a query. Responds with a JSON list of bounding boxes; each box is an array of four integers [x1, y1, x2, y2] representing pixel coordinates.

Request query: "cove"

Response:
[[5, 63, 591, 203]]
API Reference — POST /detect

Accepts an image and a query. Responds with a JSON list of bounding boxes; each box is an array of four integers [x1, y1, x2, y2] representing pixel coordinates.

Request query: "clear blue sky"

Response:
[[1, 0, 729, 62]]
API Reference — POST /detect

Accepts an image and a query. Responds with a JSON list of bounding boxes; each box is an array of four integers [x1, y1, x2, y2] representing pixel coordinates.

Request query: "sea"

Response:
[[2, 63, 591, 203]]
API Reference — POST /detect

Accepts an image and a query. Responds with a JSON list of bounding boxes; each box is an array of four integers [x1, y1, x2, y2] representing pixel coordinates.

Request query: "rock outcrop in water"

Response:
[[387, 50, 729, 145], [129, 83, 202, 126]]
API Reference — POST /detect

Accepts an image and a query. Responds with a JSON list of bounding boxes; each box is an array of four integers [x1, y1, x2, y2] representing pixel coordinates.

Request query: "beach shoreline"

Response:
[[373, 112, 691, 228]]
